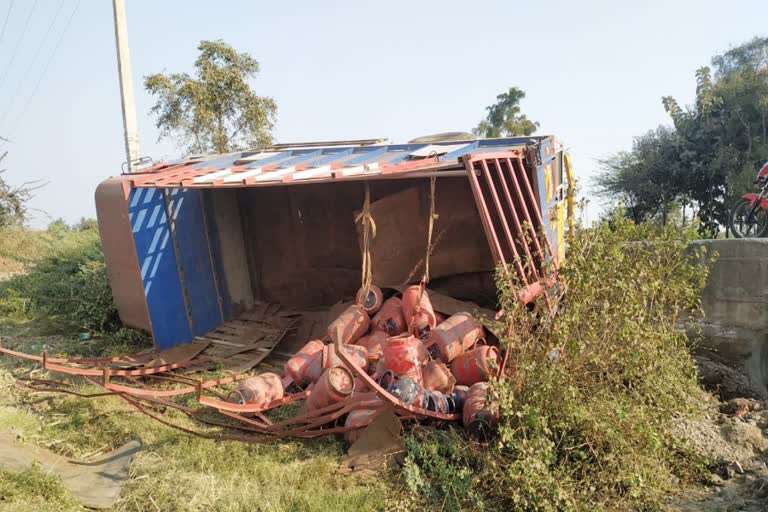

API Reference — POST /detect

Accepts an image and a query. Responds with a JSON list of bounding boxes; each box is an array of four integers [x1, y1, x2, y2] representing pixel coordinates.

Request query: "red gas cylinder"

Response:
[[284, 339, 325, 387], [422, 360, 456, 394], [450, 385, 470, 413], [229, 372, 284, 407], [355, 331, 388, 360], [352, 377, 371, 395], [305, 344, 368, 384], [371, 297, 407, 336], [462, 382, 499, 440], [424, 313, 485, 364], [355, 285, 384, 315], [401, 285, 437, 337], [450, 345, 500, 386], [328, 304, 370, 345], [305, 366, 354, 411], [344, 408, 380, 444], [378, 335, 428, 384]]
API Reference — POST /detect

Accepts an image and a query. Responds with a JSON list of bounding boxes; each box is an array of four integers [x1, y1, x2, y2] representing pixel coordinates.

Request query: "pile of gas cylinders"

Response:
[[233, 285, 500, 441]]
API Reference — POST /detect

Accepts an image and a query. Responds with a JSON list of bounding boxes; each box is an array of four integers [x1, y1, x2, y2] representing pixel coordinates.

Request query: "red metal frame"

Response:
[[463, 151, 559, 308]]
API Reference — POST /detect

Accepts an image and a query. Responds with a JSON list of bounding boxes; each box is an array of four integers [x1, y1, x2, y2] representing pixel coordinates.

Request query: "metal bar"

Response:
[[513, 156, 558, 265], [479, 159, 527, 283], [465, 160, 506, 268], [162, 189, 195, 336], [494, 158, 540, 281], [133, 168, 470, 189], [505, 157, 546, 266]]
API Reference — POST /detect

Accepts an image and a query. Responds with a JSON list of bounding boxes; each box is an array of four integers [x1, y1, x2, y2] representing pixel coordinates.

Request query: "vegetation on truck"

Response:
[[402, 215, 715, 511]]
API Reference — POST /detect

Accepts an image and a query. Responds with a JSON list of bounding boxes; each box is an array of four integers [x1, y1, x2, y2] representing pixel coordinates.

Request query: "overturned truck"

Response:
[[3, 136, 574, 441]]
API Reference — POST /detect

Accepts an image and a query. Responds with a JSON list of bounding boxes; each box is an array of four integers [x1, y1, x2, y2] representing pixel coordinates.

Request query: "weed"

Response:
[[0, 223, 125, 335], [404, 215, 714, 511]]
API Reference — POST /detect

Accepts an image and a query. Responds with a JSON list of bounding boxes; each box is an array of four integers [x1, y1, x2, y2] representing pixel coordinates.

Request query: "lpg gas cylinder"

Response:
[[425, 313, 485, 364], [305, 366, 354, 411], [422, 360, 456, 394], [371, 297, 407, 336], [463, 382, 499, 440], [388, 377, 426, 406], [450, 345, 500, 386], [378, 335, 428, 384], [401, 285, 437, 337], [449, 385, 470, 413], [355, 331, 388, 361], [284, 339, 325, 387], [229, 372, 284, 407], [355, 285, 384, 315], [327, 304, 370, 345], [305, 344, 368, 384]]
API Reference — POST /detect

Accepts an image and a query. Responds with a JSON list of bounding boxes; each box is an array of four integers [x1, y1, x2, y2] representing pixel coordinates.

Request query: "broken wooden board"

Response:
[[189, 302, 300, 373]]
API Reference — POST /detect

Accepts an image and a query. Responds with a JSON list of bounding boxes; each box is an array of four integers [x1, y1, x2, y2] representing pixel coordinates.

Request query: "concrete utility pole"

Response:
[[112, 0, 141, 172]]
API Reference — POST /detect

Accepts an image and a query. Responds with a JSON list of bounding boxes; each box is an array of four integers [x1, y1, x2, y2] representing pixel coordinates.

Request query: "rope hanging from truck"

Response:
[[410, 176, 439, 333], [355, 183, 376, 300], [421, 176, 438, 288]]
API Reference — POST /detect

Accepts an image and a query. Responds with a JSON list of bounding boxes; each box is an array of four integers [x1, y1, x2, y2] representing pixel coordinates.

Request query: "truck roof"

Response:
[[128, 136, 553, 189]]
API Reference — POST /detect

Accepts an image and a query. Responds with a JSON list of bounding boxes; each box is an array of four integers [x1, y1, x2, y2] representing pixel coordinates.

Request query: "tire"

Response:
[[729, 198, 768, 238]]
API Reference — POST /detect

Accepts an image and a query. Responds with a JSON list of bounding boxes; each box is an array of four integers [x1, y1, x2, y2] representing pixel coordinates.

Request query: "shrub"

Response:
[[404, 215, 713, 511], [0, 223, 121, 334]]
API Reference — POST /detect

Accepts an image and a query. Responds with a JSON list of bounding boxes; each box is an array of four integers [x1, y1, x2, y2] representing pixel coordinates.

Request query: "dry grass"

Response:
[[0, 322, 389, 512]]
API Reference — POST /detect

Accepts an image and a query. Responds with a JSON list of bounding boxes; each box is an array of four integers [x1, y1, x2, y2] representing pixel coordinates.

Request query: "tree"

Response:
[[145, 40, 277, 154], [594, 127, 684, 224], [594, 36, 768, 236], [473, 87, 539, 137], [0, 151, 33, 228]]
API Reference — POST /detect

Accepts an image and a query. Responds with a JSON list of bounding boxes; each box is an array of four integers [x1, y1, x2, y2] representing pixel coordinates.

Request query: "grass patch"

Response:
[[0, 465, 83, 512]]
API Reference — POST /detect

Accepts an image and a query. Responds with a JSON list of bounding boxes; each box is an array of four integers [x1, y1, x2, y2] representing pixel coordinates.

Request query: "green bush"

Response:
[[0, 223, 121, 334], [404, 215, 713, 511]]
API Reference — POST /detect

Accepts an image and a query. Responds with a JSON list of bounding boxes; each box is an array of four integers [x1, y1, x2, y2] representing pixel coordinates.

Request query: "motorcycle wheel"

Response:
[[729, 198, 768, 238]]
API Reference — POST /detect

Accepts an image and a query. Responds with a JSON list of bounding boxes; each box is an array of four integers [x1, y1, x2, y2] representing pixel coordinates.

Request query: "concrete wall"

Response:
[[691, 239, 768, 394]]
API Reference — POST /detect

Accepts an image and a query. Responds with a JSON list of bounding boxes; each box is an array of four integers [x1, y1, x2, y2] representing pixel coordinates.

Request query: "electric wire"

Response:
[[3, 0, 79, 140], [0, 0, 66, 129], [0, 0, 38, 90], [0, 0, 14, 47]]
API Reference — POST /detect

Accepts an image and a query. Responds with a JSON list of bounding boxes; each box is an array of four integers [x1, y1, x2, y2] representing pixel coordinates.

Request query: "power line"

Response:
[[0, 1, 14, 47], [0, 0, 38, 91], [0, 0, 66, 128], [4, 0, 80, 140]]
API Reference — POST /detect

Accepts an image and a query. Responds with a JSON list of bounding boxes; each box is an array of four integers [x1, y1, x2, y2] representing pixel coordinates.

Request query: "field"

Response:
[[0, 218, 766, 511], [0, 226, 393, 512]]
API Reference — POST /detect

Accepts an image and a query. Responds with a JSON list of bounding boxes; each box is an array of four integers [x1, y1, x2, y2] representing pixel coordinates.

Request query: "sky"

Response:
[[0, 0, 766, 228]]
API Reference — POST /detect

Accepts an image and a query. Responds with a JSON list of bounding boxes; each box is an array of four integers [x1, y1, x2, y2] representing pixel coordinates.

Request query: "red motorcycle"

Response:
[[729, 161, 768, 238]]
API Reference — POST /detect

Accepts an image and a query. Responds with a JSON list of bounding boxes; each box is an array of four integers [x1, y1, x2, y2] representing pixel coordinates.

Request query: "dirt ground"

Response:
[[666, 358, 768, 512]]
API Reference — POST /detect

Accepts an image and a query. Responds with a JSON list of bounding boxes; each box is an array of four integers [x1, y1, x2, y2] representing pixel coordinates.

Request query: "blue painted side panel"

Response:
[[167, 189, 223, 336], [128, 188, 192, 349]]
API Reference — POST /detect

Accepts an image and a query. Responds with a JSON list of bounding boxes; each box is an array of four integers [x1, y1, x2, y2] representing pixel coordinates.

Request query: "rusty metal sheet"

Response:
[[338, 408, 405, 474]]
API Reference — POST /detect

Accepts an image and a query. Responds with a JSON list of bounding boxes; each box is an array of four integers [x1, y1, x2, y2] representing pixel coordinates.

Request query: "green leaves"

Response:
[[595, 37, 768, 236], [144, 40, 277, 155], [474, 86, 539, 138]]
